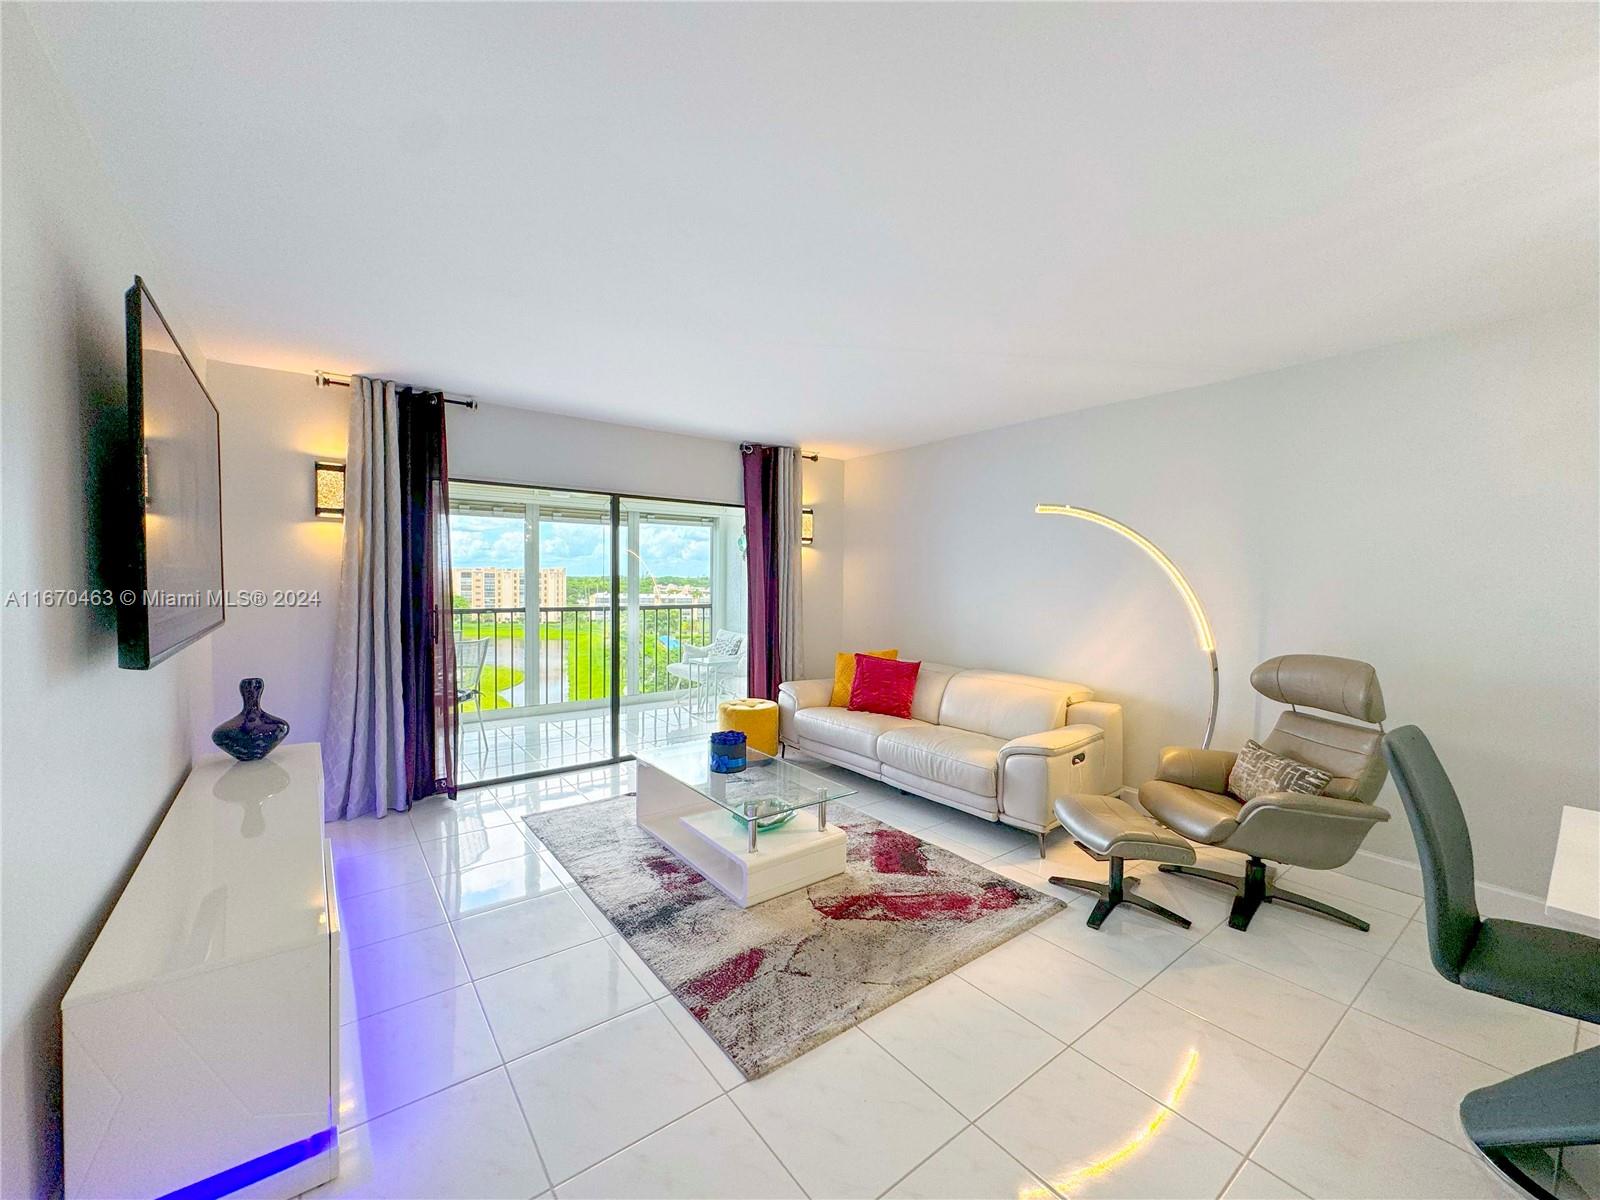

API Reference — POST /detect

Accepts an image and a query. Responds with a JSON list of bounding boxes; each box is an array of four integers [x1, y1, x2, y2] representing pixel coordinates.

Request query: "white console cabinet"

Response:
[[62, 743, 339, 1200]]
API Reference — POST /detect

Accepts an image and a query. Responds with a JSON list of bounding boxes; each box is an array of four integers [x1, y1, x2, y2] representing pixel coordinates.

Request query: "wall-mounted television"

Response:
[[117, 277, 224, 669]]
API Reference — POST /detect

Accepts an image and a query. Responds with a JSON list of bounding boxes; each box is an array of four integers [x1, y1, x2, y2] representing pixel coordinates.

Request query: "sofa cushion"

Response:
[[791, 707, 928, 759], [909, 662, 962, 724], [1053, 793, 1196, 865], [783, 735, 884, 780], [937, 670, 1094, 742], [1138, 780, 1242, 845], [877, 725, 1005, 798], [881, 766, 999, 818]]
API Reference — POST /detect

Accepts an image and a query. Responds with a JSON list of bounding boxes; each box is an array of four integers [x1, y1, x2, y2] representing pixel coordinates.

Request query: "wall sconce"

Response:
[[800, 507, 815, 546], [313, 460, 345, 520]]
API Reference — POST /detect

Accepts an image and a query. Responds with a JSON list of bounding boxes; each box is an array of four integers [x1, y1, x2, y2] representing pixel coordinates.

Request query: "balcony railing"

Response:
[[450, 602, 715, 711]]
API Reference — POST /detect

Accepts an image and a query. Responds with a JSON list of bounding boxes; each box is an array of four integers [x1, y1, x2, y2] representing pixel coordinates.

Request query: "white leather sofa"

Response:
[[778, 663, 1123, 850]]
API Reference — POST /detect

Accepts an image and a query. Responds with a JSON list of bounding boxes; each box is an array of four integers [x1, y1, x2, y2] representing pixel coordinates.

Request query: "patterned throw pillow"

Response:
[[1227, 739, 1334, 804], [706, 630, 744, 657]]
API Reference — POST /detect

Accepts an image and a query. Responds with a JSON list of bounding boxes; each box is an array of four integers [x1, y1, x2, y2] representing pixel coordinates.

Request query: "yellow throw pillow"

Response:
[[831, 649, 899, 707]]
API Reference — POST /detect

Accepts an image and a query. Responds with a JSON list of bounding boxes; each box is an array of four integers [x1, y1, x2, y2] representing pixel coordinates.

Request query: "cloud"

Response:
[[540, 523, 609, 574], [450, 515, 525, 569], [638, 525, 710, 574], [452, 516, 712, 577]]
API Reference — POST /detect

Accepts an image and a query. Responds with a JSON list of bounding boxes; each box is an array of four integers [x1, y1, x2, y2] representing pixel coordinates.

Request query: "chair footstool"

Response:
[[1051, 793, 1197, 930]]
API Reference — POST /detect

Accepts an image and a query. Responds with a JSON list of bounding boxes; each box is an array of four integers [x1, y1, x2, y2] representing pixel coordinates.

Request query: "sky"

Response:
[[451, 514, 712, 578]]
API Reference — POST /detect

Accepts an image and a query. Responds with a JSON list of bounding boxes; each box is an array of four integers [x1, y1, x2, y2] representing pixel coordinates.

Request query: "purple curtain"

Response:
[[398, 389, 457, 803], [743, 445, 780, 699]]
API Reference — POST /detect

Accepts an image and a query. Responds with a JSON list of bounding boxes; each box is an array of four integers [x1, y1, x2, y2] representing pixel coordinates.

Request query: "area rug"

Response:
[[525, 797, 1063, 1079]]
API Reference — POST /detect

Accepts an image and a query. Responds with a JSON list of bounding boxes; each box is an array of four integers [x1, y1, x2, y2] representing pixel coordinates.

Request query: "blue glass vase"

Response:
[[212, 677, 290, 762]]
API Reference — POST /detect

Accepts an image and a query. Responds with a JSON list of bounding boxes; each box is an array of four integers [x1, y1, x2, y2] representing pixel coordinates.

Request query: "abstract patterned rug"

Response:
[[526, 797, 1063, 1079]]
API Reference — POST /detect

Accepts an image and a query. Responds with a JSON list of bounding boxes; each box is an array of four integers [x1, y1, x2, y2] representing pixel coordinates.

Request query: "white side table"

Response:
[[1544, 805, 1600, 936]]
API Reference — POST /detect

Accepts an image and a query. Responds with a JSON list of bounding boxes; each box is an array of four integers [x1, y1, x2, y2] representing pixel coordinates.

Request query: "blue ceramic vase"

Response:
[[212, 677, 290, 762]]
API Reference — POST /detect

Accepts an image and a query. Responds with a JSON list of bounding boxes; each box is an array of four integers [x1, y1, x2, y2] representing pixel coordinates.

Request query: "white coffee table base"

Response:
[[636, 760, 847, 907]]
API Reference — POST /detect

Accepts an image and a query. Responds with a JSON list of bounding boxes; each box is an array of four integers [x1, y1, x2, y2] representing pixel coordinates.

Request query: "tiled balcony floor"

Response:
[[456, 698, 717, 784]]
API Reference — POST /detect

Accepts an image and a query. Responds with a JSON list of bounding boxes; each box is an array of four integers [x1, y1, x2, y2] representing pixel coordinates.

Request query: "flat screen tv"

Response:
[[117, 277, 224, 669]]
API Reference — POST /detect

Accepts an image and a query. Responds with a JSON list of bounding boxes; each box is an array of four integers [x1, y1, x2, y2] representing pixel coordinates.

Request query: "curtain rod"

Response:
[[741, 442, 819, 461], [316, 371, 819, 456], [313, 370, 479, 409]]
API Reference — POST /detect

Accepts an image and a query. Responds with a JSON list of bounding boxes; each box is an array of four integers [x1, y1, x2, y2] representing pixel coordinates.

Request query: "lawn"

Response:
[[460, 664, 525, 711], [542, 617, 612, 701], [456, 615, 701, 708]]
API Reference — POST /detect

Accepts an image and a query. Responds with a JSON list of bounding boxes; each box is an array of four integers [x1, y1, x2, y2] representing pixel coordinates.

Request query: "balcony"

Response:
[[450, 601, 729, 782]]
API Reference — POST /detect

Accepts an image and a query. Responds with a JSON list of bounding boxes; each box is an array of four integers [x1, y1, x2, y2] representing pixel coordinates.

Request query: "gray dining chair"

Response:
[[1382, 726, 1600, 1200]]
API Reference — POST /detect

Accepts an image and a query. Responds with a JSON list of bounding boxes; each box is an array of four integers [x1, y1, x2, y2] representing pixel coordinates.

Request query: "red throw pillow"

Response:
[[848, 654, 921, 719]]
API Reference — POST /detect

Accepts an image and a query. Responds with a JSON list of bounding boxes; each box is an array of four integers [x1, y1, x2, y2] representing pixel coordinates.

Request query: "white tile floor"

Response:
[[316, 758, 1595, 1200]]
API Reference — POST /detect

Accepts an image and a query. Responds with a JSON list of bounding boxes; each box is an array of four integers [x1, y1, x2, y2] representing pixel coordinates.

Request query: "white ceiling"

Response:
[[26, 2, 1598, 458]]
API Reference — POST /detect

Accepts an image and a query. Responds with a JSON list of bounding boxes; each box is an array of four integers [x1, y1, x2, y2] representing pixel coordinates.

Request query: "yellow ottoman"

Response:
[[718, 697, 780, 757]]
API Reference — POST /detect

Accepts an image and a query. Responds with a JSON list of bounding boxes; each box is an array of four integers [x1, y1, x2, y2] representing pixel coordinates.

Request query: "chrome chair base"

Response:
[[1458, 1046, 1600, 1200], [1468, 1144, 1559, 1200]]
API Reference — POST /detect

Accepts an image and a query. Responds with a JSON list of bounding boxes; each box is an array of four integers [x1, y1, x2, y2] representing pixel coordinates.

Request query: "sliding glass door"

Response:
[[448, 481, 744, 786], [616, 497, 748, 756]]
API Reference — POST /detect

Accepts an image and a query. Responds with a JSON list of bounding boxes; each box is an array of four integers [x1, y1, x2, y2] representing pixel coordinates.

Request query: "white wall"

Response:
[[0, 11, 213, 1195], [800, 456, 846, 679], [448, 401, 743, 506], [202, 363, 346, 746], [842, 305, 1599, 897]]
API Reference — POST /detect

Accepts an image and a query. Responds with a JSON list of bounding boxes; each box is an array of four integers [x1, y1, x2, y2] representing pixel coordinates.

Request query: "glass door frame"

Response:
[[449, 475, 744, 788]]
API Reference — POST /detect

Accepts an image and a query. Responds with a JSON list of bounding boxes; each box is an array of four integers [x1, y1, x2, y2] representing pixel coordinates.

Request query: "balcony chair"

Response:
[[666, 629, 746, 718], [455, 637, 491, 759], [1142, 654, 1392, 932], [1383, 725, 1600, 1200]]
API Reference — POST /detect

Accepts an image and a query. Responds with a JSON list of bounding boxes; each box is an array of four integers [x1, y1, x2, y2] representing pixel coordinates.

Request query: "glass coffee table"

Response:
[[634, 741, 858, 907]]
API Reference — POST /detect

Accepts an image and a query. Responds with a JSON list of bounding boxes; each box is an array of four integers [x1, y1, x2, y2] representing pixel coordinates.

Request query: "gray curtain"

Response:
[[323, 377, 407, 820], [773, 447, 805, 684]]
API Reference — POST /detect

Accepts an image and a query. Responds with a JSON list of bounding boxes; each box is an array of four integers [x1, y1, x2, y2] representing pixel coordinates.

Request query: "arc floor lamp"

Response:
[[1036, 505, 1219, 748]]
